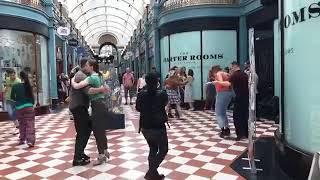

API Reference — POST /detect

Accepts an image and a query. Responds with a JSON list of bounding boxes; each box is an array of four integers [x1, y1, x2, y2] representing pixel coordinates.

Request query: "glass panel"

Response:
[[283, 0, 320, 153], [63, 0, 150, 45], [36, 35, 50, 106], [202, 30, 237, 98], [169, 31, 201, 100], [160, 36, 169, 83], [0, 30, 36, 112], [0, 30, 50, 113]]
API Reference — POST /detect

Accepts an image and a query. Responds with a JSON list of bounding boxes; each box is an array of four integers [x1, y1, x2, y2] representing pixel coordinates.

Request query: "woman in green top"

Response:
[[11, 71, 35, 148], [71, 59, 110, 166]]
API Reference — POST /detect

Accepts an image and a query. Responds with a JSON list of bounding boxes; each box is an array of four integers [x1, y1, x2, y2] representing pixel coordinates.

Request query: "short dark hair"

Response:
[[231, 61, 240, 66], [188, 69, 194, 77], [145, 73, 159, 92], [80, 58, 89, 68], [6, 69, 15, 75]]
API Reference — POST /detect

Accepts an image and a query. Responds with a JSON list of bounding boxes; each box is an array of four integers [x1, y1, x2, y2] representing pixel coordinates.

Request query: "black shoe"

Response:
[[130, 102, 133, 105], [81, 154, 90, 161], [125, 102, 128, 105], [144, 173, 165, 180], [224, 128, 231, 136], [72, 158, 90, 166], [219, 128, 226, 138]]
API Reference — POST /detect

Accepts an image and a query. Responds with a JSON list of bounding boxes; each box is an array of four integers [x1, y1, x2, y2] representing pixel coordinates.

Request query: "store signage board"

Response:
[[57, 26, 70, 36], [68, 38, 78, 47]]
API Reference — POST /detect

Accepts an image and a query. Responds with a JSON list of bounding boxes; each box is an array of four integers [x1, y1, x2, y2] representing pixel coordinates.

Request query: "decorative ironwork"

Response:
[[6, 0, 46, 12], [161, 0, 239, 12]]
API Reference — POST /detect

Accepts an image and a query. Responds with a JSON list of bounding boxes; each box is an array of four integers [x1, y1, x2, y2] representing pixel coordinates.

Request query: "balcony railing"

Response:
[[161, 0, 239, 12], [4, 0, 46, 12]]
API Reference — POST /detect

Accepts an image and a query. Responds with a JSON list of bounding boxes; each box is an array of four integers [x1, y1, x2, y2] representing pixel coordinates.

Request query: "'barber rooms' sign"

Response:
[[163, 53, 223, 63], [284, 1, 320, 28]]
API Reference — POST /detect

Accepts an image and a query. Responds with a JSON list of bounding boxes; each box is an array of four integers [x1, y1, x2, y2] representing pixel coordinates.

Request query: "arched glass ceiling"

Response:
[[64, 0, 150, 46]]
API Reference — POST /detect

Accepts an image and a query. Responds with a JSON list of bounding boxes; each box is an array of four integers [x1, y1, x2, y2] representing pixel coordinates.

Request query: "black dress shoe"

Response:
[[72, 158, 90, 166], [219, 128, 226, 138], [224, 128, 231, 136], [82, 154, 90, 161], [144, 173, 165, 180]]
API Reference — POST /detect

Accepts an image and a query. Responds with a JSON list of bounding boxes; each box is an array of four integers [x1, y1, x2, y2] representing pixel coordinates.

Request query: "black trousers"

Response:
[[233, 96, 249, 138], [91, 100, 108, 154], [142, 128, 168, 175], [70, 106, 92, 160]]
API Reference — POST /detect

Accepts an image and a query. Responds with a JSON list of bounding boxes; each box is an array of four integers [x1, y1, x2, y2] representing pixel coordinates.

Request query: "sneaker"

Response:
[[27, 143, 35, 148], [93, 154, 107, 166], [104, 150, 110, 159], [12, 128, 19, 135]]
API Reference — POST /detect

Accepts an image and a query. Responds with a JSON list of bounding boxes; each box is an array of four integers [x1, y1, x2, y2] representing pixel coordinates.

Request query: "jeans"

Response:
[[215, 91, 234, 129], [5, 100, 16, 121], [70, 106, 92, 160], [142, 128, 168, 175]]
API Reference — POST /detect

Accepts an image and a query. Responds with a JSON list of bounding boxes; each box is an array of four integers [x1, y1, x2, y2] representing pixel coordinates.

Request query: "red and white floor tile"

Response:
[[0, 105, 277, 180]]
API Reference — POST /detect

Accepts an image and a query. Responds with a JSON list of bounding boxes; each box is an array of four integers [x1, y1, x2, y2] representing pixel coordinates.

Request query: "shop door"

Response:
[[255, 37, 274, 98]]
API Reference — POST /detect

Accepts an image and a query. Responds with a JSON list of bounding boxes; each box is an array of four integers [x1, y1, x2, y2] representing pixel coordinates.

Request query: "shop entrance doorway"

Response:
[[253, 21, 275, 101]]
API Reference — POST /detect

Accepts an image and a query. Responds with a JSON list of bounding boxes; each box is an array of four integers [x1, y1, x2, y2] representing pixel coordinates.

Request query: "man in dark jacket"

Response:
[[69, 58, 108, 166], [136, 73, 168, 180], [229, 61, 249, 141]]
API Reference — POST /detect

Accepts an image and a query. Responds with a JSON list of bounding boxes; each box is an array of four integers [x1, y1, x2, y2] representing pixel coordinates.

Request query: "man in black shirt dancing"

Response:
[[136, 73, 169, 180], [229, 62, 249, 141]]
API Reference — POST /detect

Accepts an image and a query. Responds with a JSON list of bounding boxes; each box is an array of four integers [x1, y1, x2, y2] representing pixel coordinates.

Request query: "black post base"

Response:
[[274, 130, 313, 180]]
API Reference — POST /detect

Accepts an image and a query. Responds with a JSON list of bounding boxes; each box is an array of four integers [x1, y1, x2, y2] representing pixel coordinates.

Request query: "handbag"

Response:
[[104, 111, 125, 130]]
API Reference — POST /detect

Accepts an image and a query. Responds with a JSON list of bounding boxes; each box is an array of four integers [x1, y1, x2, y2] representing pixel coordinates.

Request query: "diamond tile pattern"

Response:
[[0, 103, 277, 180]]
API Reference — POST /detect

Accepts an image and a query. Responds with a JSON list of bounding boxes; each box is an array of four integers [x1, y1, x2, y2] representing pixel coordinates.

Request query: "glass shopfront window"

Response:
[[283, 0, 320, 153], [0, 29, 50, 112], [160, 30, 237, 100]]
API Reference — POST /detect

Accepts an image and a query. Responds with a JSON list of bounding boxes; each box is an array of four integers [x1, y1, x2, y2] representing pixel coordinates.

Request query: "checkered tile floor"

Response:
[[0, 105, 278, 180]]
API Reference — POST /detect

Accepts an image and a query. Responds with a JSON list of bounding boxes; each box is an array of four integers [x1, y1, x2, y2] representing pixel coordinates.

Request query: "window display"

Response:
[[0, 29, 50, 112], [283, 0, 320, 153], [160, 30, 237, 100]]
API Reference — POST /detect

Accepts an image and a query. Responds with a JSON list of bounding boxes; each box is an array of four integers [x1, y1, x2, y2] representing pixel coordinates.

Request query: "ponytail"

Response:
[[20, 71, 34, 100]]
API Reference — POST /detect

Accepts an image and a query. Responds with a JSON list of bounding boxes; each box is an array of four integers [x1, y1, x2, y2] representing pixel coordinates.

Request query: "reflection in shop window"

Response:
[[0, 30, 50, 112]]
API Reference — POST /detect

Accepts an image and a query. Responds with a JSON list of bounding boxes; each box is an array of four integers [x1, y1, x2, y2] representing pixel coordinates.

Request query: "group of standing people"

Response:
[[164, 66, 195, 119], [4, 69, 36, 147], [57, 73, 70, 104]]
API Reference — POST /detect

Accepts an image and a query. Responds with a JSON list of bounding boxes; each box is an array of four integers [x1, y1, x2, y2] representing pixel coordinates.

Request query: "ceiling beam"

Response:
[[70, 0, 143, 16], [73, 6, 140, 24], [76, 14, 136, 31]]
